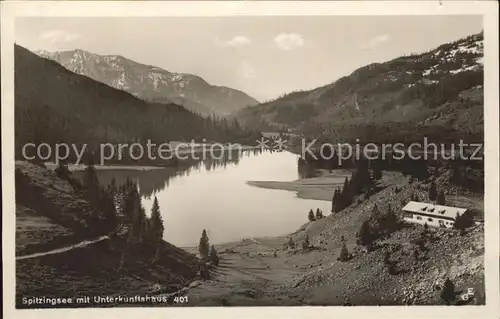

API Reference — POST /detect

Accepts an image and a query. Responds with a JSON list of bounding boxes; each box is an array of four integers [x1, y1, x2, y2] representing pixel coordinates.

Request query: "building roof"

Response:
[[402, 201, 467, 220]]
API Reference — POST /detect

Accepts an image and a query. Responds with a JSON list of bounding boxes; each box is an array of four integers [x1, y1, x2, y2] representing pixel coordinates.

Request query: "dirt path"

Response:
[[16, 223, 129, 261], [15, 235, 110, 260]]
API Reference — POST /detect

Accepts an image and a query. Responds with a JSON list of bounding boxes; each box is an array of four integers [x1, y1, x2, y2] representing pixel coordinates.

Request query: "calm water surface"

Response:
[[87, 151, 334, 246]]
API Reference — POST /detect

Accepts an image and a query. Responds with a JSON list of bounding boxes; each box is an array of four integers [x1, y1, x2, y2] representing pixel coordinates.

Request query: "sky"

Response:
[[15, 16, 482, 101]]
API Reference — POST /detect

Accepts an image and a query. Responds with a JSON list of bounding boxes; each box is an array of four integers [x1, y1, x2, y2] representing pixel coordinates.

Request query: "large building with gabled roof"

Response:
[[402, 201, 468, 228]]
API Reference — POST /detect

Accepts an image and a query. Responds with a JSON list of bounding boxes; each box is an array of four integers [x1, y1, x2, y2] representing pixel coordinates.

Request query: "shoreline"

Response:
[[247, 169, 352, 201], [43, 162, 166, 172]]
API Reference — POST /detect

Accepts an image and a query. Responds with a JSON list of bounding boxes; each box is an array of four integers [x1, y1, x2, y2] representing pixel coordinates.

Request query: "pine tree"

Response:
[[55, 162, 71, 181], [108, 178, 117, 199], [302, 234, 310, 249], [374, 165, 383, 181], [288, 237, 295, 249], [331, 189, 337, 213], [383, 205, 399, 234], [437, 190, 446, 205], [440, 278, 455, 305], [100, 185, 117, 233], [338, 241, 350, 262], [308, 209, 316, 222], [199, 229, 210, 260], [123, 186, 147, 243], [358, 220, 373, 250], [83, 160, 100, 202], [429, 181, 438, 201], [315, 208, 323, 219], [209, 245, 219, 266], [137, 206, 148, 242], [150, 196, 164, 242], [454, 211, 474, 235], [343, 176, 350, 190]]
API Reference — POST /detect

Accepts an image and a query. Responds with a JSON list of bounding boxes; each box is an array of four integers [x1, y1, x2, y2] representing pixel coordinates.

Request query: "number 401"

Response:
[[173, 296, 189, 304]]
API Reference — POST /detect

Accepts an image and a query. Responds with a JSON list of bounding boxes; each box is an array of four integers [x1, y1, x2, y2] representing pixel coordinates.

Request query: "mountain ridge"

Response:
[[35, 48, 259, 116], [236, 31, 484, 143], [15, 44, 260, 163]]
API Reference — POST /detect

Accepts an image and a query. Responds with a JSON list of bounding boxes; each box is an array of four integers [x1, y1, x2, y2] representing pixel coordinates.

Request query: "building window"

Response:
[[416, 216, 422, 220], [403, 212, 413, 218], [428, 218, 433, 222]]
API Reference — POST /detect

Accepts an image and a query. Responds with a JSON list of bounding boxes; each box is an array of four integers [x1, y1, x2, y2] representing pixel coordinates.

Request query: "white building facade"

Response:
[[402, 201, 467, 228]]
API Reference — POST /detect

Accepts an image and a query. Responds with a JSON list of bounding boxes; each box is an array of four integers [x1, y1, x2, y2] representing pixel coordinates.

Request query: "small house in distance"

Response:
[[402, 201, 467, 228]]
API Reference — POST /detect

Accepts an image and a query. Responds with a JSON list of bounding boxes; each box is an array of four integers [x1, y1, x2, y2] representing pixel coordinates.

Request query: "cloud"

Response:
[[273, 33, 305, 51], [38, 30, 81, 44], [216, 35, 252, 47], [363, 34, 390, 50]]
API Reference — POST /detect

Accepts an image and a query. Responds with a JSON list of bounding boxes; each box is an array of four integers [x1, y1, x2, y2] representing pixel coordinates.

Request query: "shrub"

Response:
[[302, 234, 310, 249], [337, 242, 351, 262], [308, 209, 316, 222], [440, 278, 455, 305]]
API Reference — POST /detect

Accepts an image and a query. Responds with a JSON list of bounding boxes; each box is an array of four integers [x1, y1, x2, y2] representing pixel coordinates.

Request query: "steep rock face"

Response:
[[36, 49, 259, 116], [237, 32, 483, 142]]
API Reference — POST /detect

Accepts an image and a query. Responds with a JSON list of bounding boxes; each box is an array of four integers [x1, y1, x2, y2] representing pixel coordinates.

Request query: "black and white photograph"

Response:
[[1, 1, 499, 318]]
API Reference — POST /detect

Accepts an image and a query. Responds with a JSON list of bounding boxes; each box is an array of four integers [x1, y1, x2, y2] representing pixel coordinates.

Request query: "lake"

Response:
[[77, 150, 333, 246]]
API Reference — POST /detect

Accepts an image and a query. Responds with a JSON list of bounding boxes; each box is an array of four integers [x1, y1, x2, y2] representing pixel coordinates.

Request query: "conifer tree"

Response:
[[123, 185, 147, 242], [358, 220, 373, 250], [315, 208, 324, 219], [331, 189, 337, 213], [302, 234, 310, 249], [374, 165, 383, 181], [454, 211, 474, 235], [437, 190, 446, 205], [383, 205, 399, 233], [343, 176, 350, 190], [308, 209, 316, 222], [429, 181, 438, 201], [83, 159, 100, 202], [410, 193, 416, 202], [199, 229, 210, 260], [440, 278, 455, 305], [288, 237, 295, 249], [209, 245, 219, 266], [423, 222, 429, 233], [338, 241, 350, 262], [150, 196, 164, 241], [108, 178, 117, 199], [100, 185, 117, 232], [55, 162, 71, 181]]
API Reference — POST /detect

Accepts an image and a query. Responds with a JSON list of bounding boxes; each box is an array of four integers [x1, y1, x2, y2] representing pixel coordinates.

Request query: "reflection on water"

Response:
[[75, 149, 334, 246]]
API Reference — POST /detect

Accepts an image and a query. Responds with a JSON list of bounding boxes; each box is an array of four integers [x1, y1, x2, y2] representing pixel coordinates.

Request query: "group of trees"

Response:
[[14, 50, 261, 164], [357, 204, 400, 251], [331, 160, 379, 213], [428, 181, 447, 205], [198, 229, 219, 266], [57, 155, 167, 244], [285, 234, 312, 250], [308, 208, 325, 222], [454, 211, 475, 235]]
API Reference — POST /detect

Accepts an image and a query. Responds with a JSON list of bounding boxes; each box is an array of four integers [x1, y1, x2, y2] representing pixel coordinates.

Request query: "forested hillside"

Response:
[[237, 32, 483, 144], [15, 45, 260, 163]]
